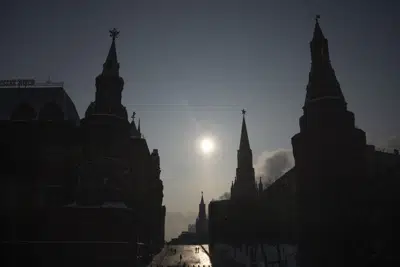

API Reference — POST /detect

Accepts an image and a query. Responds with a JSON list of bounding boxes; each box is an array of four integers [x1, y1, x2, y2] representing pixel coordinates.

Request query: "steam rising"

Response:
[[254, 149, 295, 188], [216, 149, 295, 201], [218, 192, 231, 200]]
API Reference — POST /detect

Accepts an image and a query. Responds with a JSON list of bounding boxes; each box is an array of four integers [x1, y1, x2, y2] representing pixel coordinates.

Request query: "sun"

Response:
[[200, 138, 215, 155]]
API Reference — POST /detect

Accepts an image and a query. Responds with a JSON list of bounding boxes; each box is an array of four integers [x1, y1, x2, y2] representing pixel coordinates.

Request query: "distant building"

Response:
[[195, 192, 208, 242], [169, 231, 198, 245]]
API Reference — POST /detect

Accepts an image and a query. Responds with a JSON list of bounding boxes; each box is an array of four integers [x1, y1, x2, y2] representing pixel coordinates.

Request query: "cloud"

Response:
[[165, 211, 197, 241], [254, 149, 295, 187]]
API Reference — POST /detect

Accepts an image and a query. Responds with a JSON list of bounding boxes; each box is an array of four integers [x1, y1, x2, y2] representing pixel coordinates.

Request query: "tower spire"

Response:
[[233, 109, 256, 200], [93, 28, 125, 118], [200, 191, 204, 204], [102, 28, 120, 76], [198, 191, 206, 219], [305, 16, 346, 107], [138, 118, 141, 134], [239, 109, 251, 150], [313, 15, 325, 40]]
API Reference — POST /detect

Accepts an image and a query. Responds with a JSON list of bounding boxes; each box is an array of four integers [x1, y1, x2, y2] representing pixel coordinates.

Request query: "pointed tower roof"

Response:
[[102, 28, 120, 76], [239, 109, 251, 150], [130, 111, 141, 138], [200, 191, 204, 205], [312, 15, 325, 41], [138, 118, 141, 134], [305, 16, 346, 107]]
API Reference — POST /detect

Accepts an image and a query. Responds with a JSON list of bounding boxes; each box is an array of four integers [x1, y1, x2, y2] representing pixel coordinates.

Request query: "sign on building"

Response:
[[0, 79, 35, 87]]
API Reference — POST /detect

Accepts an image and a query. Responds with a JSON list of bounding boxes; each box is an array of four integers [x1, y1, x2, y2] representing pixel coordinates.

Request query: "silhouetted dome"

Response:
[[0, 86, 80, 125]]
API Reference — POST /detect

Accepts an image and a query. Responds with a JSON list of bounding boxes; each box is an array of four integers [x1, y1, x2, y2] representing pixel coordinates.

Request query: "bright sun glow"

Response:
[[200, 138, 215, 155]]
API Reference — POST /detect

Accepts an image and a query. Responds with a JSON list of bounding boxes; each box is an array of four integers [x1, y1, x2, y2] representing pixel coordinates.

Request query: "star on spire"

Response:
[[131, 111, 136, 120], [109, 28, 120, 41], [312, 15, 325, 40], [102, 28, 121, 76], [239, 109, 251, 150]]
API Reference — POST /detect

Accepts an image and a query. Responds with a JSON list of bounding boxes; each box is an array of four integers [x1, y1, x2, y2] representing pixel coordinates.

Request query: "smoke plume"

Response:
[[215, 149, 295, 200], [254, 149, 295, 188], [218, 192, 230, 200]]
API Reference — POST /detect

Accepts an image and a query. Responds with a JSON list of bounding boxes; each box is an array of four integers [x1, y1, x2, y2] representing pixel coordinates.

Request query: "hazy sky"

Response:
[[1, 0, 399, 213]]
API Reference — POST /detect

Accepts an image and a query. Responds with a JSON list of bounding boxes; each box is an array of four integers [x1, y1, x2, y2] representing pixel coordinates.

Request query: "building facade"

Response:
[[1, 29, 165, 266]]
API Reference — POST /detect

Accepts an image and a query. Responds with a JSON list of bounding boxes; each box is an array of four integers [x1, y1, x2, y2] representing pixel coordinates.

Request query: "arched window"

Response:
[[38, 102, 64, 121], [10, 103, 37, 121]]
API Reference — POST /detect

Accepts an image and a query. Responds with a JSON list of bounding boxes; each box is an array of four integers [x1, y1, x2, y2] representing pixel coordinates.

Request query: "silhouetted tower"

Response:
[[196, 191, 208, 239], [199, 191, 206, 220], [94, 28, 127, 118], [291, 16, 367, 267], [231, 110, 257, 200], [79, 28, 130, 205]]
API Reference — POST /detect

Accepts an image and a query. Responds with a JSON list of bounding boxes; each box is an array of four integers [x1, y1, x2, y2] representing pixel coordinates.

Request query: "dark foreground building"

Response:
[[209, 17, 400, 266], [1, 29, 165, 266], [290, 17, 400, 267]]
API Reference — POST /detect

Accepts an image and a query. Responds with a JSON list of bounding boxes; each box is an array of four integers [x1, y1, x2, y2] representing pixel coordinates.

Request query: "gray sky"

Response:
[[1, 0, 399, 213]]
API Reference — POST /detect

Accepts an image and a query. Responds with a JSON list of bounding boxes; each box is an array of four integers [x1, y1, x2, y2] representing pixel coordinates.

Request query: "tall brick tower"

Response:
[[291, 16, 368, 267]]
